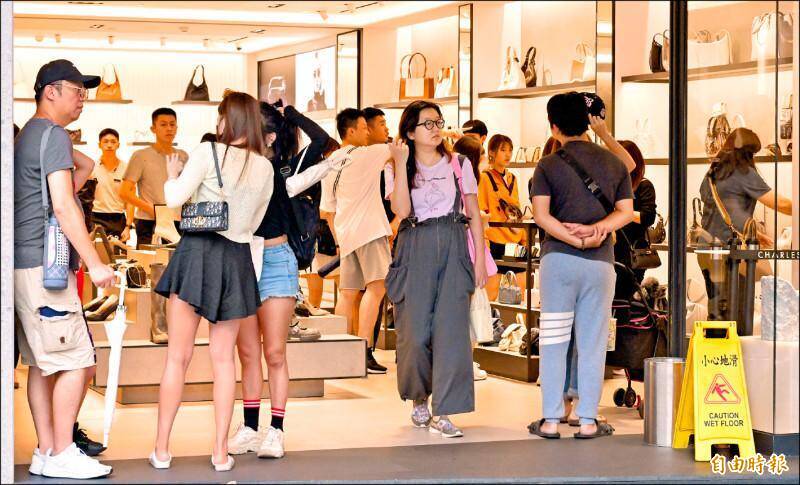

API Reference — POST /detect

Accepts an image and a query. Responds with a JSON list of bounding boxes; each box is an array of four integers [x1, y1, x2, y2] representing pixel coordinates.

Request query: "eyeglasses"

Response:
[[52, 82, 89, 100], [415, 119, 445, 131]]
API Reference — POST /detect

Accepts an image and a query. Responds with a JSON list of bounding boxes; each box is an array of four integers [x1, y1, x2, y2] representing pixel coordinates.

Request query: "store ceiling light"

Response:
[[35, 34, 43, 42], [250, 29, 267, 34], [203, 38, 209, 48], [88, 24, 104, 29], [107, 35, 114, 45], [265, 2, 285, 8], [55, 34, 61, 43]]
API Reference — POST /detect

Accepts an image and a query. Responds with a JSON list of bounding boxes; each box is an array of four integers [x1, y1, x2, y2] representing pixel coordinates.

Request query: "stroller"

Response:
[[606, 263, 669, 418]]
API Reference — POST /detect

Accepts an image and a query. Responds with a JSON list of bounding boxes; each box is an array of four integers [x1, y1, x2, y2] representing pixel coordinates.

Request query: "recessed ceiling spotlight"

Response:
[[317, 10, 329, 21], [250, 28, 266, 34], [266, 3, 285, 8], [88, 24, 104, 29], [203, 38, 209, 48], [35, 34, 43, 42], [55, 34, 61, 43], [160, 37, 166, 47], [107, 35, 114, 45]]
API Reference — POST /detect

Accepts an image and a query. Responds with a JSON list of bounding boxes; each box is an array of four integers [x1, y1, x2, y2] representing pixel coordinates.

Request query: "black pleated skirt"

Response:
[[154, 232, 261, 323]]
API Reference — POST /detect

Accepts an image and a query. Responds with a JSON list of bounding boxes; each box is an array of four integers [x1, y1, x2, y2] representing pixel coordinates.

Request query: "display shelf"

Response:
[[14, 97, 133, 104], [373, 96, 458, 109], [473, 346, 539, 382], [646, 155, 791, 165], [478, 80, 595, 100], [621, 58, 792, 84], [494, 259, 540, 270], [507, 162, 537, 169], [128, 142, 177, 146], [489, 221, 538, 229], [171, 100, 221, 105], [491, 301, 541, 313]]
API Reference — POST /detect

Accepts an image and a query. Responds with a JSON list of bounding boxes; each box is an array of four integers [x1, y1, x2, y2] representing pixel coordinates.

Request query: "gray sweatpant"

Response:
[[385, 216, 475, 416], [539, 252, 615, 425]]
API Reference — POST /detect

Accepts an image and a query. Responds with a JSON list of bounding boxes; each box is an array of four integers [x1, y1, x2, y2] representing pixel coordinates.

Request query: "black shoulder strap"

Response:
[[483, 170, 499, 192], [556, 148, 614, 215]]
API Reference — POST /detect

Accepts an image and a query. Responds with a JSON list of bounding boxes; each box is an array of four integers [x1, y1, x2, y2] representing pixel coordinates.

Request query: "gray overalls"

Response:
[[385, 172, 475, 416]]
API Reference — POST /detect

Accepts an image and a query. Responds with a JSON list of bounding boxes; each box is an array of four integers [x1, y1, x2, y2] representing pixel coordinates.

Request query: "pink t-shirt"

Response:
[[386, 154, 478, 222]]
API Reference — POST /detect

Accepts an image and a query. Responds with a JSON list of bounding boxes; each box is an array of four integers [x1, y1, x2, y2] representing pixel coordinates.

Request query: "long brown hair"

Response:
[[453, 135, 481, 182], [217, 91, 265, 155], [711, 127, 760, 181], [398, 100, 450, 188], [620, 140, 646, 189]]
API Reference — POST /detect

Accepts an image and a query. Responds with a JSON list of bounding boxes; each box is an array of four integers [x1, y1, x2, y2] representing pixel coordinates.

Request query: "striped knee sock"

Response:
[[271, 407, 285, 431], [243, 399, 261, 431]]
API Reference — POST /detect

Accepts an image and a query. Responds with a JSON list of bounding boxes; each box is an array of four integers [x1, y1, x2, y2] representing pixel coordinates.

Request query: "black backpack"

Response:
[[280, 147, 320, 271]]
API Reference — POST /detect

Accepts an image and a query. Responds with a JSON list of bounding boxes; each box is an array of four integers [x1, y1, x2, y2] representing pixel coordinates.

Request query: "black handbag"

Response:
[[179, 142, 229, 232], [621, 231, 662, 270], [649, 32, 667, 73], [184, 65, 210, 101], [317, 219, 337, 256], [521, 46, 537, 87], [123, 263, 147, 288]]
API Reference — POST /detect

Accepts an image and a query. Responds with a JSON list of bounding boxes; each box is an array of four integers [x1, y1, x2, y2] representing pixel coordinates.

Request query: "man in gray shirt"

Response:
[[14, 59, 115, 479]]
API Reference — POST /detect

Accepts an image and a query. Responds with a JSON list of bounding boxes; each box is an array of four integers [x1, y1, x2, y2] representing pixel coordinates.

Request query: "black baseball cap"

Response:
[[34, 59, 100, 94], [582, 92, 606, 119], [462, 119, 488, 137]]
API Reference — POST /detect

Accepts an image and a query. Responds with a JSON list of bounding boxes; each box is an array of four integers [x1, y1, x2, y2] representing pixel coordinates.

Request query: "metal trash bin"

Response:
[[643, 357, 685, 446]]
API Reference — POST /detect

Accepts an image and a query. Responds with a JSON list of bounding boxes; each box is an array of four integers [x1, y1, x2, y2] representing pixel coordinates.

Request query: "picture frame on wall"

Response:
[[258, 54, 296, 107], [295, 46, 336, 113]]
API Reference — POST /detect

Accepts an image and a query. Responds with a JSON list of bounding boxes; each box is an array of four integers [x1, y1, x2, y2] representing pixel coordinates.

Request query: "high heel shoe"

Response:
[[149, 451, 171, 469], [211, 454, 234, 472], [85, 294, 119, 321], [82, 294, 109, 313]]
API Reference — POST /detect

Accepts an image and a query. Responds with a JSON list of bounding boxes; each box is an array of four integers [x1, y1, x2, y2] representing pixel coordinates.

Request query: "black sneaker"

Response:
[[367, 349, 387, 374], [73, 422, 106, 457]]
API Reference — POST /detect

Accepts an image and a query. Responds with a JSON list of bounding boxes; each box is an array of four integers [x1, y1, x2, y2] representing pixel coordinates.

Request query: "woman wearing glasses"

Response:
[[385, 100, 487, 438]]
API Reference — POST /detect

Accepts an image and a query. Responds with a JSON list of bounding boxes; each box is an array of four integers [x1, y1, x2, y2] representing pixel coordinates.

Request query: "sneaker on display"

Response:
[[411, 399, 432, 428], [367, 349, 387, 374], [73, 422, 106, 457], [227, 422, 261, 455], [429, 416, 463, 438], [473, 362, 487, 381], [41, 443, 112, 479], [288, 319, 322, 341], [29, 448, 47, 476], [257, 426, 285, 459]]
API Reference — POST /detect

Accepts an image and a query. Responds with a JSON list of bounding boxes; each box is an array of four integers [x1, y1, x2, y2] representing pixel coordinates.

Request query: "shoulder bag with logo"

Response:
[[179, 142, 228, 232], [184, 65, 210, 101], [399, 53, 434, 100], [95, 64, 122, 101], [521, 46, 537, 87]]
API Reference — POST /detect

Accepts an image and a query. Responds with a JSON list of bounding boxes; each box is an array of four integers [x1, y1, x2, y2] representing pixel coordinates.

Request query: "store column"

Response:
[[1, 1, 15, 482]]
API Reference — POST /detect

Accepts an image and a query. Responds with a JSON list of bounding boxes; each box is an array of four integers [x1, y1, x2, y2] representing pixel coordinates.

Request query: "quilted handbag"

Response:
[[95, 64, 122, 101], [179, 142, 228, 232], [497, 271, 522, 305], [184, 65, 210, 101]]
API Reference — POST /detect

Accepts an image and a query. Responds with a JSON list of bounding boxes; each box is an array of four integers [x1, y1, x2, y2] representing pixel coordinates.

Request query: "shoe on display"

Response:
[[411, 400, 432, 428], [41, 443, 112, 479], [148, 450, 171, 469], [74, 422, 106, 457], [211, 454, 235, 472], [227, 422, 261, 455], [294, 302, 311, 317], [29, 448, 47, 476], [429, 416, 463, 438], [82, 294, 108, 313], [288, 320, 322, 341], [85, 294, 119, 321], [473, 362, 487, 381], [256, 426, 285, 459], [366, 349, 387, 374], [295, 298, 329, 317]]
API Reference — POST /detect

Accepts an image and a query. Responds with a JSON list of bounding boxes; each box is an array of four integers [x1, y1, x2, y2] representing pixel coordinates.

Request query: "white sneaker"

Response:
[[211, 454, 234, 472], [227, 422, 261, 455], [473, 362, 487, 381], [29, 448, 47, 475], [41, 443, 112, 479], [257, 426, 285, 458], [149, 450, 171, 469]]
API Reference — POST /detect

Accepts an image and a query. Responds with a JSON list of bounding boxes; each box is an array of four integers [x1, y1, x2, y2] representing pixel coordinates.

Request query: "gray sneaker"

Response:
[[288, 319, 321, 341], [411, 400, 432, 428], [429, 416, 463, 438]]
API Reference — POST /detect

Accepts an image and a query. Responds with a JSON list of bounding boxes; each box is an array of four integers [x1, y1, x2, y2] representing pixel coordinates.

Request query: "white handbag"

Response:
[[434, 65, 456, 98], [498, 46, 525, 91], [499, 322, 525, 352], [570, 42, 596, 81], [751, 11, 794, 61], [469, 287, 494, 344], [688, 30, 733, 68]]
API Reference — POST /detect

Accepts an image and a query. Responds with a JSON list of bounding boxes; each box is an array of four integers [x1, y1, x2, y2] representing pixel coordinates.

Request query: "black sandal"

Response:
[[574, 419, 615, 439], [528, 418, 561, 439]]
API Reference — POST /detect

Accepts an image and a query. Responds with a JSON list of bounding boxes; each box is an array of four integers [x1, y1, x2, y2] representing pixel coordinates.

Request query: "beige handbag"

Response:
[[688, 30, 733, 68], [95, 64, 122, 101], [399, 53, 434, 100], [499, 322, 525, 352], [570, 42, 596, 82], [498, 46, 525, 91], [434, 65, 456, 98]]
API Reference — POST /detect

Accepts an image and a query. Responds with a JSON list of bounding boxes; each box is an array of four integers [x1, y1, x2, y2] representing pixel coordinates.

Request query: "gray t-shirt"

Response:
[[699, 167, 770, 242], [531, 140, 633, 263], [14, 118, 74, 269], [123, 146, 188, 221]]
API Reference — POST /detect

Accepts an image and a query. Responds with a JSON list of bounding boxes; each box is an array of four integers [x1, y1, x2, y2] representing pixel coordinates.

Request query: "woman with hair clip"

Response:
[[227, 102, 332, 459], [699, 127, 792, 328], [385, 100, 488, 438], [151, 92, 273, 471]]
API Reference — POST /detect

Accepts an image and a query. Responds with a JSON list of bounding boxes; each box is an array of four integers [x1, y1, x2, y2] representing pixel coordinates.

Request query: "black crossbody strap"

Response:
[[557, 148, 614, 215]]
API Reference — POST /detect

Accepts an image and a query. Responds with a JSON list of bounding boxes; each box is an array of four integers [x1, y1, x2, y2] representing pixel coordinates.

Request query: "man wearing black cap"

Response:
[[14, 59, 114, 479]]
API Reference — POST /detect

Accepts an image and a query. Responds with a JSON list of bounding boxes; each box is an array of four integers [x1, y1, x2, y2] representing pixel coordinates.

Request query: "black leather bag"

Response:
[[124, 263, 147, 288], [521, 46, 537, 87], [179, 142, 228, 232], [184, 65, 210, 101], [649, 32, 668, 73], [621, 231, 662, 270], [317, 219, 337, 256], [281, 148, 321, 271]]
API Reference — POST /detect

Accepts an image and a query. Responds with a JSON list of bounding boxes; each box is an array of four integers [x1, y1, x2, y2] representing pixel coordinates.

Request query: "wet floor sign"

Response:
[[673, 321, 755, 461]]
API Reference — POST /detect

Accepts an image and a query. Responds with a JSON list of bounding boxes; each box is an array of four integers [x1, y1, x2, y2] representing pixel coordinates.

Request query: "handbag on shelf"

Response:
[[705, 102, 731, 157], [66, 128, 82, 144], [570, 42, 596, 82], [498, 322, 525, 352], [399, 53, 435, 100], [521, 46, 537, 88], [434, 65, 456, 98], [179, 142, 229, 232], [497, 271, 523, 305], [647, 213, 666, 245], [688, 197, 714, 246], [689, 30, 733, 69], [751, 11, 794, 61], [525, 146, 542, 164], [184, 65, 210, 102], [120, 262, 147, 288], [519, 326, 540, 356], [780, 93, 793, 142], [95, 64, 122, 101], [649, 31, 669, 73], [470, 287, 495, 344], [498, 46, 525, 91]]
